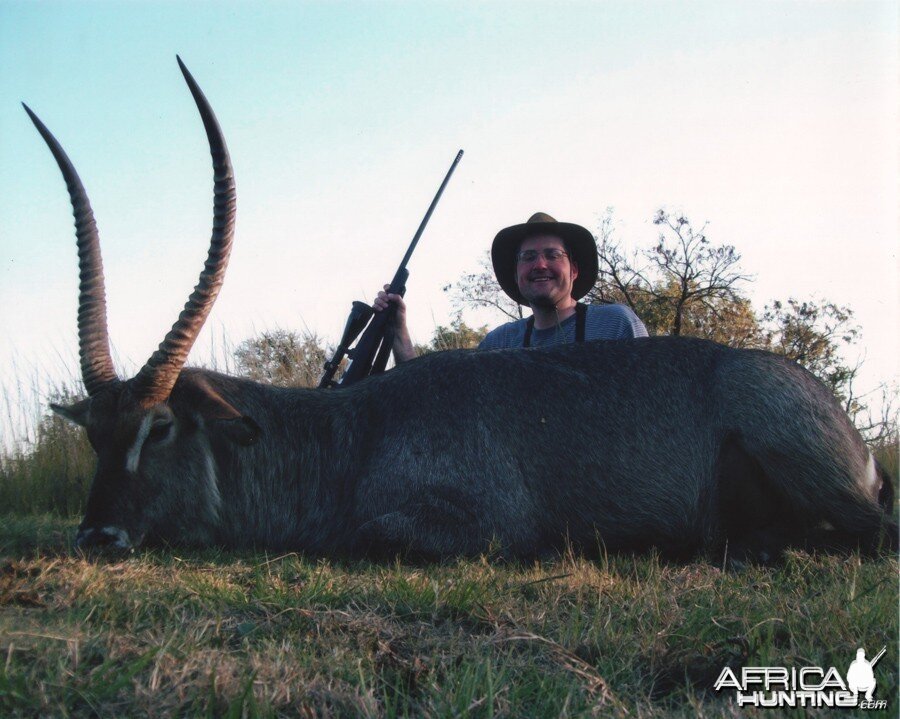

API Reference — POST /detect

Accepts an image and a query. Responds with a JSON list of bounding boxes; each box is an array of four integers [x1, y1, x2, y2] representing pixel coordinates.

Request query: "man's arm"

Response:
[[373, 285, 416, 362]]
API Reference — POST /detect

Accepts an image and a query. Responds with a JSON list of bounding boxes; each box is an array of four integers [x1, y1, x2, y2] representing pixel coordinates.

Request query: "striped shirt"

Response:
[[478, 303, 648, 350]]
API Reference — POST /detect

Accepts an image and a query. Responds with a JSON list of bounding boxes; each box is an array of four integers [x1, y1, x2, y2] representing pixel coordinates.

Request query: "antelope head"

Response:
[[26, 57, 257, 551]]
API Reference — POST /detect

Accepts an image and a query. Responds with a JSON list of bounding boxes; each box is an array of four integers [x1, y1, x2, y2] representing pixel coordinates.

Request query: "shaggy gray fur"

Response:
[[65, 336, 897, 563]]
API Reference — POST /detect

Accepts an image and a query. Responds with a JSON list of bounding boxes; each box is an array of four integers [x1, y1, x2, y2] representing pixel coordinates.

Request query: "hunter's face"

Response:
[[515, 234, 579, 309]]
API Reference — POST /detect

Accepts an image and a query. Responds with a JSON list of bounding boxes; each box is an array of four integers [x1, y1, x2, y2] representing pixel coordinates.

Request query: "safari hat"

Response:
[[491, 212, 598, 305]]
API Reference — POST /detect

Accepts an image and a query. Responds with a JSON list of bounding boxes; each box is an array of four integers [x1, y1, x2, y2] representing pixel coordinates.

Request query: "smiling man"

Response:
[[375, 212, 648, 359], [478, 212, 647, 349]]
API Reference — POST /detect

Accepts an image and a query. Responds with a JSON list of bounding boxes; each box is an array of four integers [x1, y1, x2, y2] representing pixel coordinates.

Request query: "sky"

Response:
[[1, 1, 897, 442]]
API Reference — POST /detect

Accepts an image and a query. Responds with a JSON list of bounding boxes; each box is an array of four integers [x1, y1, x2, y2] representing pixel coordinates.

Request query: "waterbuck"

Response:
[[27, 59, 896, 564]]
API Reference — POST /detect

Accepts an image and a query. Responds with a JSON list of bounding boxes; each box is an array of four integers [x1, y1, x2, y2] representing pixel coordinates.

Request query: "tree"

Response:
[[758, 298, 861, 403], [414, 316, 488, 355], [756, 299, 898, 445], [588, 209, 754, 339], [443, 253, 523, 323], [234, 329, 330, 388], [642, 280, 760, 348], [844, 381, 898, 447]]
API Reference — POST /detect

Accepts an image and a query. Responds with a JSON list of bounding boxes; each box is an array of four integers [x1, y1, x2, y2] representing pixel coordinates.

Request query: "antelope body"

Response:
[[28, 59, 896, 563]]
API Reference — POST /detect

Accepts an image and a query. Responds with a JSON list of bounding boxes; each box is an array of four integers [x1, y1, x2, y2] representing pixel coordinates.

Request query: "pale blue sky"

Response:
[[1, 1, 897, 440]]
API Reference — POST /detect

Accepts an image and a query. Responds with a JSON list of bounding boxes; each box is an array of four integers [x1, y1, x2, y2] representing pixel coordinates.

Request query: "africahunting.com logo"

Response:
[[714, 646, 888, 710]]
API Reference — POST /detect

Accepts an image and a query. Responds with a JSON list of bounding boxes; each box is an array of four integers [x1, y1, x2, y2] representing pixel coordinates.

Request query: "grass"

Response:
[[0, 414, 93, 517], [0, 515, 897, 717], [0, 368, 94, 517]]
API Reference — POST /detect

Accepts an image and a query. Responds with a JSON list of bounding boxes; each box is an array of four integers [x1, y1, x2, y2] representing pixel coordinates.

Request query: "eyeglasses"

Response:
[[516, 248, 569, 264]]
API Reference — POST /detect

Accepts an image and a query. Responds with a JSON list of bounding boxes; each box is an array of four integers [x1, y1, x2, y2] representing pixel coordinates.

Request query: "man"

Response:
[[374, 212, 647, 361], [846, 648, 878, 702]]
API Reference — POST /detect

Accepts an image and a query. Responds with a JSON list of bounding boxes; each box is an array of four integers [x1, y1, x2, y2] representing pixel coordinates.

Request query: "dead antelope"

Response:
[[26, 58, 897, 564]]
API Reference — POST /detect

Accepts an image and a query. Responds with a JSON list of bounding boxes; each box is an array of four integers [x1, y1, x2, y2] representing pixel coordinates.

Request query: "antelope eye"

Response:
[[148, 420, 173, 443]]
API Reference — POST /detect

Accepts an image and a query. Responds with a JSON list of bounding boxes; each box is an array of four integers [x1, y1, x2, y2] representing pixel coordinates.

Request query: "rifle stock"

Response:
[[320, 150, 463, 388]]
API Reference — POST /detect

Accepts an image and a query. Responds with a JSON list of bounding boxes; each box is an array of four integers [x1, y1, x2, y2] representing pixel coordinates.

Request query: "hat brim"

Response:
[[491, 221, 598, 305]]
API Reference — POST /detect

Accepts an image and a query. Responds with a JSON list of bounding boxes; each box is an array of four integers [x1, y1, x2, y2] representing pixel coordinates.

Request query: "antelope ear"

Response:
[[214, 416, 261, 446], [178, 374, 261, 446], [50, 398, 91, 427]]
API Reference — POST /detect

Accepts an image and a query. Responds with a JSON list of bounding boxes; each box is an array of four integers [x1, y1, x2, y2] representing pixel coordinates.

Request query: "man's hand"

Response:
[[373, 284, 416, 363]]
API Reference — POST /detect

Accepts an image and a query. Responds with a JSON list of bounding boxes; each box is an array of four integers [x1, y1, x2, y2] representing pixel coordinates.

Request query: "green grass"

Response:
[[0, 515, 896, 717], [0, 372, 94, 517], [0, 417, 93, 517]]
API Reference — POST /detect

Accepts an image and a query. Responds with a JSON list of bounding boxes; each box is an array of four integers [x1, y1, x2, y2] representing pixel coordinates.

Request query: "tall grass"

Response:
[[0, 372, 93, 517]]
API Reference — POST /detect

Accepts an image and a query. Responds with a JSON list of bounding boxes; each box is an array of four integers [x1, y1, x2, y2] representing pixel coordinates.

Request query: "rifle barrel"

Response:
[[330, 149, 464, 387], [393, 149, 464, 283]]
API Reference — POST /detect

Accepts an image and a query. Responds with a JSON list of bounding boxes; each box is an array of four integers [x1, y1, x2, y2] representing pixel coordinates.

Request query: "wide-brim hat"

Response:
[[491, 212, 598, 305]]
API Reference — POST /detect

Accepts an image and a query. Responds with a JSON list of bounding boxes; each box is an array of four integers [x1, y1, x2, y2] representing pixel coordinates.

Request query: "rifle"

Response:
[[868, 646, 886, 667], [319, 149, 463, 388]]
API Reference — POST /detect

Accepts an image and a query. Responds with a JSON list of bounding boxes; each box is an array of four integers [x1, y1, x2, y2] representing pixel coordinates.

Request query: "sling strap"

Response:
[[523, 302, 587, 347]]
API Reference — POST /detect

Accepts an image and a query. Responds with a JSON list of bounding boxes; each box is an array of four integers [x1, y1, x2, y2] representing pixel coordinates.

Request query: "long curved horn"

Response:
[[23, 104, 118, 396], [129, 56, 236, 406]]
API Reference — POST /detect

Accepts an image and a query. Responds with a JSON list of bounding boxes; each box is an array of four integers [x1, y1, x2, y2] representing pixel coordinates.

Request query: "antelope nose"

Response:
[[75, 526, 133, 553]]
